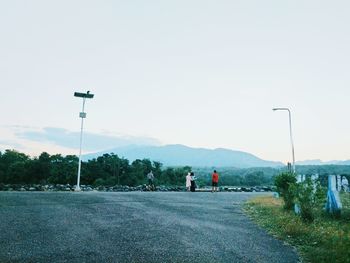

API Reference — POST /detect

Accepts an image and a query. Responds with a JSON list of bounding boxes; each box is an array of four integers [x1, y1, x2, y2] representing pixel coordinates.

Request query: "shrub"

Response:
[[296, 178, 325, 222], [274, 172, 297, 210], [93, 178, 105, 186]]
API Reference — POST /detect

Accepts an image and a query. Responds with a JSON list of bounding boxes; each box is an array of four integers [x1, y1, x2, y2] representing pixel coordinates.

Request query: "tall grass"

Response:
[[245, 193, 350, 263]]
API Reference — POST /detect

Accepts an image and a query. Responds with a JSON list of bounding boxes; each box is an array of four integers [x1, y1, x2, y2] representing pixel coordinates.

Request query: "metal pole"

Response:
[[76, 98, 86, 191], [273, 108, 296, 174], [287, 109, 296, 174]]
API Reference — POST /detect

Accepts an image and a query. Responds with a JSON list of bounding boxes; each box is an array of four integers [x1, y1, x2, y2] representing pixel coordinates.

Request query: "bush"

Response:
[[245, 196, 350, 263], [274, 172, 297, 210], [93, 178, 105, 186], [296, 178, 325, 222]]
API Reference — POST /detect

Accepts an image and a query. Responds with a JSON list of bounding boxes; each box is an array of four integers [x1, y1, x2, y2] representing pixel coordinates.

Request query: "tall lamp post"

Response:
[[273, 107, 296, 173], [74, 91, 94, 191]]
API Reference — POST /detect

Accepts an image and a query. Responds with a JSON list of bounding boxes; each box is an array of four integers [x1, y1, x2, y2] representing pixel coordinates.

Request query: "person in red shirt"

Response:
[[212, 170, 219, 193]]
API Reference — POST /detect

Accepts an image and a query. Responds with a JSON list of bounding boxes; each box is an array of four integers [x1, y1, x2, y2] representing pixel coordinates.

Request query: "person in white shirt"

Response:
[[186, 172, 191, 191], [147, 171, 155, 190]]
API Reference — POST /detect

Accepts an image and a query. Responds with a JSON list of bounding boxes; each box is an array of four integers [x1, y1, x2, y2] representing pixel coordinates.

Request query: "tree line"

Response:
[[0, 149, 278, 187], [0, 149, 191, 186], [193, 167, 278, 187], [2, 149, 349, 187]]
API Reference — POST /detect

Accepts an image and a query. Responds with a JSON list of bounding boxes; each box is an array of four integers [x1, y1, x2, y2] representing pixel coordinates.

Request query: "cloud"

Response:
[[0, 140, 23, 149], [15, 127, 161, 152]]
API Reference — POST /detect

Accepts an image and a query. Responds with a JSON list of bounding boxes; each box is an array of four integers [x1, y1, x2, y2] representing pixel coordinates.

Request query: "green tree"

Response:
[[274, 172, 297, 210], [245, 171, 269, 186], [0, 150, 30, 183], [127, 159, 149, 186], [7, 161, 27, 183], [48, 154, 78, 184]]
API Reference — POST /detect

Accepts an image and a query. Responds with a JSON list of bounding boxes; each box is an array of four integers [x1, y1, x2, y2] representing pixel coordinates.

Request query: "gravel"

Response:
[[0, 192, 300, 263]]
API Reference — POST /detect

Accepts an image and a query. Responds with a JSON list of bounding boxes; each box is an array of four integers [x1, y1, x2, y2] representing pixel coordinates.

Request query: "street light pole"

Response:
[[74, 91, 94, 191], [273, 107, 296, 173]]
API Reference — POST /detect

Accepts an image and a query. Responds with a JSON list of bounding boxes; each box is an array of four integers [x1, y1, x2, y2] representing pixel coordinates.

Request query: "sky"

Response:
[[1, 0, 350, 163]]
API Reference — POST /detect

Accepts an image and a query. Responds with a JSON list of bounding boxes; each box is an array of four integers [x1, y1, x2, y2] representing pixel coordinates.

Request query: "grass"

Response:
[[244, 193, 350, 263]]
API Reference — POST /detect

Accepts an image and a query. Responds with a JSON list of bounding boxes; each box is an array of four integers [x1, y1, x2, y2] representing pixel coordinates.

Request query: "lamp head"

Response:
[[74, 91, 94, 99]]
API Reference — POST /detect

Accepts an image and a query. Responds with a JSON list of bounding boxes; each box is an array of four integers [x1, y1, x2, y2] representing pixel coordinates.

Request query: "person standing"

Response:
[[212, 170, 219, 193], [186, 172, 191, 191], [190, 172, 196, 192], [147, 171, 155, 191]]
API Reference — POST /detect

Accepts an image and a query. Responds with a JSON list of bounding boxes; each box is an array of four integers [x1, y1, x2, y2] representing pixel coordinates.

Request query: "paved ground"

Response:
[[0, 192, 300, 263]]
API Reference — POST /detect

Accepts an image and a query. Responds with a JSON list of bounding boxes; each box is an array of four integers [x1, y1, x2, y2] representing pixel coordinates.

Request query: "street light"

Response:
[[74, 91, 94, 191], [272, 107, 296, 173]]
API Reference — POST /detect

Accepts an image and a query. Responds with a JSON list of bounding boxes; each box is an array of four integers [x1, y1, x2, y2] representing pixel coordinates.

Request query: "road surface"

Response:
[[0, 192, 299, 263]]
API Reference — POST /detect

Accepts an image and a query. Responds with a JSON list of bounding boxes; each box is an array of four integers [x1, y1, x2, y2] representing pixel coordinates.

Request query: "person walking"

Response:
[[190, 172, 196, 192], [211, 170, 219, 193], [186, 172, 191, 191]]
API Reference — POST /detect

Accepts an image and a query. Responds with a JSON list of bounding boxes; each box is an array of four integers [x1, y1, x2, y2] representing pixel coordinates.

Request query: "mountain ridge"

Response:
[[296, 159, 350, 166], [83, 144, 284, 168]]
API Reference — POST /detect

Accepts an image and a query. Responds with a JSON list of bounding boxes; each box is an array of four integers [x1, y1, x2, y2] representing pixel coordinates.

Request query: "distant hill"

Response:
[[83, 144, 284, 168], [296, 159, 350, 166], [296, 159, 326, 165]]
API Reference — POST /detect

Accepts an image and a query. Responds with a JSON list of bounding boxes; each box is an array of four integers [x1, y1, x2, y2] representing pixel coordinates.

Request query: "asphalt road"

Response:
[[0, 192, 299, 263]]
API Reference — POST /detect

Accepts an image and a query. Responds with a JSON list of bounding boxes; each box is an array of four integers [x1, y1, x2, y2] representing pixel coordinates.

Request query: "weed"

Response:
[[244, 195, 350, 263]]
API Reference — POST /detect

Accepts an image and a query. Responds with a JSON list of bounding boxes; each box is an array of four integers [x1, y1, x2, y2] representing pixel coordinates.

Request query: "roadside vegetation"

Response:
[[0, 149, 277, 187], [245, 172, 350, 263], [0, 149, 191, 186], [2, 149, 350, 189]]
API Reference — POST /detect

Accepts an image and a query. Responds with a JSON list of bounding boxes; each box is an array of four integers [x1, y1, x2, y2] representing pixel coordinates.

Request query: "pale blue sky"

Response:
[[1, 0, 350, 163]]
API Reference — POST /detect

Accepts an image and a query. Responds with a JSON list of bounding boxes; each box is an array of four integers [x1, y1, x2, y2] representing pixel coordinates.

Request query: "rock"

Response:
[[262, 186, 273, 192], [12, 184, 21, 191], [96, 186, 106, 191], [0, 183, 215, 192]]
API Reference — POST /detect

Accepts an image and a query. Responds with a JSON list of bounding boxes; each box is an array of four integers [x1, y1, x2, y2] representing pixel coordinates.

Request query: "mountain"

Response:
[[83, 144, 284, 168], [296, 159, 350, 166], [336, 160, 350, 165], [296, 159, 325, 165]]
